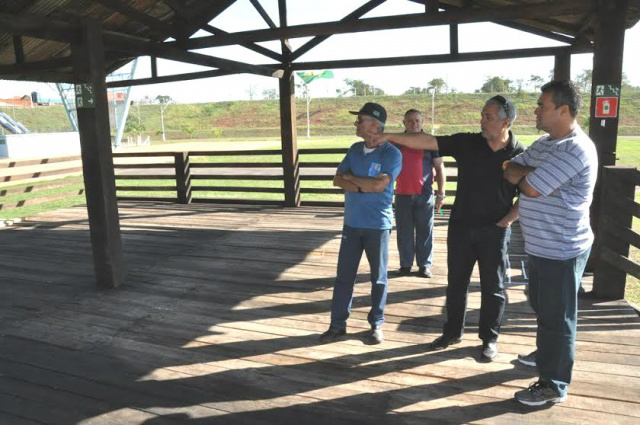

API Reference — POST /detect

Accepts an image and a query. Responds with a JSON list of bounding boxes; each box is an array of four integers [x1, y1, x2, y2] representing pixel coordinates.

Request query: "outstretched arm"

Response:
[[369, 131, 439, 150]]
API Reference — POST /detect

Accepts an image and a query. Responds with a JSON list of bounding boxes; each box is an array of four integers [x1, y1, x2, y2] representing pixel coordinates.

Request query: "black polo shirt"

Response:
[[437, 131, 525, 227]]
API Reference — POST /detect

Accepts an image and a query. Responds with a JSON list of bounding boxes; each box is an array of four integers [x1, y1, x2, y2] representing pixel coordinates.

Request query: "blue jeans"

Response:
[[330, 225, 390, 330], [444, 224, 511, 343], [528, 247, 591, 397], [395, 194, 435, 269]]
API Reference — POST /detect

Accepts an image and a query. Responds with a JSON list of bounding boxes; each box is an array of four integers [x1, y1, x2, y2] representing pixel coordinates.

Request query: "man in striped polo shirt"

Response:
[[504, 80, 598, 406]]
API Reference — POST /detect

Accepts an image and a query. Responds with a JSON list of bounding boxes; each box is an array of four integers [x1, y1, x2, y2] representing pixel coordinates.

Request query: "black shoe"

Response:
[[364, 327, 384, 345], [418, 267, 432, 278], [428, 334, 462, 350], [517, 350, 537, 367], [319, 327, 346, 343], [480, 341, 498, 361], [396, 267, 411, 276]]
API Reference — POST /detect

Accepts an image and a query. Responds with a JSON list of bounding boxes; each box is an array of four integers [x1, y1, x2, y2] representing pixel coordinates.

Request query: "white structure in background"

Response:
[[55, 59, 138, 148], [0, 132, 80, 159]]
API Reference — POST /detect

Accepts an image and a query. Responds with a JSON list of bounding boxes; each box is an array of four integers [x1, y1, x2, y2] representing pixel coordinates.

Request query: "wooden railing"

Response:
[[0, 155, 85, 219], [593, 166, 640, 299], [112, 149, 458, 207]]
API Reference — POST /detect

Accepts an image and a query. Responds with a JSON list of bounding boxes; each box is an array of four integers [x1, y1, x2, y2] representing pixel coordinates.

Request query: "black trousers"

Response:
[[443, 224, 511, 343]]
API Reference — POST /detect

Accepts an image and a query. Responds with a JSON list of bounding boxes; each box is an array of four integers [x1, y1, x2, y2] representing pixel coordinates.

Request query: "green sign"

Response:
[[75, 84, 95, 109], [595, 85, 620, 97]]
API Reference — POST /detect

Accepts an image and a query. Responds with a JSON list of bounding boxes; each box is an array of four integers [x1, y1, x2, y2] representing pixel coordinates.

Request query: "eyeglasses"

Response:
[[492, 95, 510, 117], [355, 116, 375, 124]]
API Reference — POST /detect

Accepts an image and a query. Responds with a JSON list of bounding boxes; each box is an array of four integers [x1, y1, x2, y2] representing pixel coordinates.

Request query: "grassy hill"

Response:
[[3, 89, 640, 140]]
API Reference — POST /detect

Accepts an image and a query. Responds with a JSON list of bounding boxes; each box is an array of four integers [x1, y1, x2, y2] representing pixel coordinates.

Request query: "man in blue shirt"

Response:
[[504, 80, 598, 406], [320, 102, 402, 345]]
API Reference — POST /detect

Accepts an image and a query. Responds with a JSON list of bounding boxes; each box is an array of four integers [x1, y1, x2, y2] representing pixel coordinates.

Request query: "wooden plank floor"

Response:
[[1, 201, 639, 425]]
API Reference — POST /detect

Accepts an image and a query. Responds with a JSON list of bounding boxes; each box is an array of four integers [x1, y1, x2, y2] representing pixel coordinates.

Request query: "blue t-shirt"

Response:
[[337, 141, 402, 229]]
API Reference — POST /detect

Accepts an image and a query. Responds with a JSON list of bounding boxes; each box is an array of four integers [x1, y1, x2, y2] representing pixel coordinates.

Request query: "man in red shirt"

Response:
[[394, 109, 446, 278]]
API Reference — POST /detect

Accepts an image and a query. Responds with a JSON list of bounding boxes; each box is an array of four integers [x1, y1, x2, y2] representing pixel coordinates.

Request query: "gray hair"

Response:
[[485, 95, 517, 128], [377, 120, 385, 133]]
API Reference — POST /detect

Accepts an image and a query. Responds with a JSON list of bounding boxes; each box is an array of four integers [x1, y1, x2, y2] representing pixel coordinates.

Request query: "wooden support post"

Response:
[[279, 70, 300, 207], [174, 152, 192, 204], [553, 53, 570, 81], [13, 35, 24, 64], [589, 0, 627, 167], [593, 166, 636, 299], [151, 56, 158, 78], [450, 24, 459, 55], [278, 0, 300, 207], [589, 0, 628, 263], [72, 19, 124, 289], [426, 0, 439, 13]]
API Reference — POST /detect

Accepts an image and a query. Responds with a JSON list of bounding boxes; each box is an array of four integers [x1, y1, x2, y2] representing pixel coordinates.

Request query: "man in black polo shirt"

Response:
[[370, 96, 524, 361]]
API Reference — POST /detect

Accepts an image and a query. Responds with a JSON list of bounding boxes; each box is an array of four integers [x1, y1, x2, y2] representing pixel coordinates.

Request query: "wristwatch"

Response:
[[435, 192, 446, 199]]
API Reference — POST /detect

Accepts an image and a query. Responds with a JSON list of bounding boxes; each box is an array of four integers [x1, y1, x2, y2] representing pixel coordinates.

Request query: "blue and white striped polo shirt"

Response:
[[512, 125, 598, 260]]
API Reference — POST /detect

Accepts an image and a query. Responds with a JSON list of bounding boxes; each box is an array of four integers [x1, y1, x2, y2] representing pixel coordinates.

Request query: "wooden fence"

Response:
[[593, 165, 640, 299], [0, 155, 84, 219], [112, 149, 458, 207]]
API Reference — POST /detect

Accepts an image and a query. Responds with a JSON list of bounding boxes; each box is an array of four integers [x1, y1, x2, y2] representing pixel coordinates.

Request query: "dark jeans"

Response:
[[395, 194, 435, 269], [330, 225, 390, 330], [528, 247, 591, 397], [443, 224, 511, 343]]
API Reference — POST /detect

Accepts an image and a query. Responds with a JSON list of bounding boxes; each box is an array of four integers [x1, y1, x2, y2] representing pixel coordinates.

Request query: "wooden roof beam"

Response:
[[163, 0, 187, 18], [107, 69, 236, 88], [175, 0, 237, 41], [0, 56, 72, 75], [0, 71, 75, 83], [205, 24, 282, 61], [102, 32, 283, 78], [278, 0, 292, 55], [291, 44, 593, 70], [174, 1, 596, 49], [0, 12, 79, 43], [249, 0, 277, 29], [290, 0, 387, 61], [13, 36, 25, 64]]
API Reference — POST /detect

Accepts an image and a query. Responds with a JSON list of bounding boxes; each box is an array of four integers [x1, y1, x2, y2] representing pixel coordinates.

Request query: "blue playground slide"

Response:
[[0, 112, 30, 134]]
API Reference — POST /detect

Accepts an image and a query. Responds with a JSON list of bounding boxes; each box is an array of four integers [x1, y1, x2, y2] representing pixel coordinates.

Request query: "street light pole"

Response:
[[427, 86, 435, 135]]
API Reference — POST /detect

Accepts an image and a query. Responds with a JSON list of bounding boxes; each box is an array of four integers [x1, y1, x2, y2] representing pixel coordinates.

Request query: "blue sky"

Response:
[[1, 0, 639, 103]]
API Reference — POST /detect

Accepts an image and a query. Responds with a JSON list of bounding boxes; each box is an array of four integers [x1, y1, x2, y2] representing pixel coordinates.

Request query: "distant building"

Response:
[[0, 95, 32, 108]]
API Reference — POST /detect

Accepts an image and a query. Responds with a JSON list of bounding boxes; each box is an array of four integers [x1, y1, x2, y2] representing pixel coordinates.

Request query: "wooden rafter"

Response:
[[290, 0, 387, 61], [174, 0, 237, 41], [249, 0, 277, 29], [278, 0, 292, 56], [107, 69, 236, 88], [173, 2, 596, 50], [204, 24, 282, 62], [105, 43, 594, 89], [102, 31, 283, 78], [291, 44, 593, 70], [162, 0, 186, 17], [13, 35, 24, 64], [0, 13, 78, 43]]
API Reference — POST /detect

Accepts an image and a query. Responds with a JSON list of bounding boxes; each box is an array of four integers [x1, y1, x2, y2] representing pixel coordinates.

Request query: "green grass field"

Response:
[[2, 134, 640, 306]]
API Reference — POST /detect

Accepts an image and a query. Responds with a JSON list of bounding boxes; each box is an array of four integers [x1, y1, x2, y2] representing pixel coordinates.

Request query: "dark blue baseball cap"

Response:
[[349, 102, 387, 124]]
